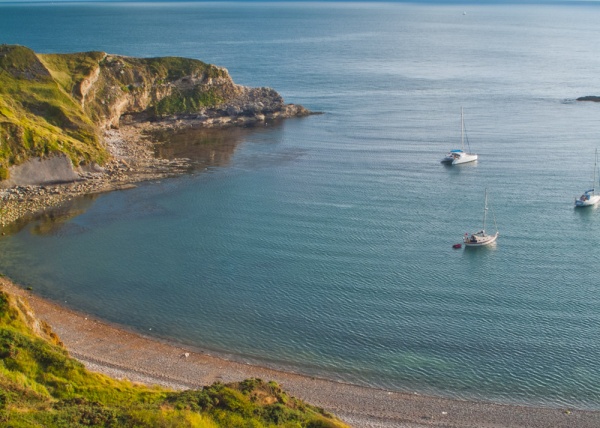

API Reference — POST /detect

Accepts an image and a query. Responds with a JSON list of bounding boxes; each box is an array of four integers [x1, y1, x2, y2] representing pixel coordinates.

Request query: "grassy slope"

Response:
[[142, 56, 232, 117], [0, 289, 348, 428], [0, 45, 106, 173]]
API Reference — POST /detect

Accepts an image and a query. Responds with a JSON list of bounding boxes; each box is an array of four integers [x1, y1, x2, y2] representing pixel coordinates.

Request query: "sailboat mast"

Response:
[[594, 148, 598, 195], [461, 107, 464, 151], [482, 188, 488, 232]]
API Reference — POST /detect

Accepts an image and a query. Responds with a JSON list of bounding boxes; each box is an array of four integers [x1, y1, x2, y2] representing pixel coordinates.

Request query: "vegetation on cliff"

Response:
[[0, 44, 309, 181], [0, 45, 105, 179], [0, 289, 347, 427]]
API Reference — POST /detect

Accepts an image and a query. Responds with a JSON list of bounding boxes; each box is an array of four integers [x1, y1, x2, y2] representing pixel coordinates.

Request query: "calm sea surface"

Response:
[[2, 1, 600, 409]]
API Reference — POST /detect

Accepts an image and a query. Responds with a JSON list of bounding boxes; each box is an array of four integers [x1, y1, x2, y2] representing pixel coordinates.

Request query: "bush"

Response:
[[0, 166, 8, 180]]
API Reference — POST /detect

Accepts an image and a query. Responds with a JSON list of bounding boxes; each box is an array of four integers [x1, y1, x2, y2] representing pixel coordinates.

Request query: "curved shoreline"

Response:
[[1, 123, 600, 427], [2, 279, 599, 428]]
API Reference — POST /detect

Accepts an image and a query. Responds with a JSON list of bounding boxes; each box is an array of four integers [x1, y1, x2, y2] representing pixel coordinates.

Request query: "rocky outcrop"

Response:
[[2, 155, 80, 188], [63, 53, 312, 130], [77, 62, 102, 110]]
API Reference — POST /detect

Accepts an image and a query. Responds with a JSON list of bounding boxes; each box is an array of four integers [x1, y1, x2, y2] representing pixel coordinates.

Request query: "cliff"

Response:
[[0, 44, 310, 182]]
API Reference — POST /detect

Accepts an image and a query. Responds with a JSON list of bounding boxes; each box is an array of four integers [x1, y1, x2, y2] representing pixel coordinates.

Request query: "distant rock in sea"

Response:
[[576, 96, 600, 102]]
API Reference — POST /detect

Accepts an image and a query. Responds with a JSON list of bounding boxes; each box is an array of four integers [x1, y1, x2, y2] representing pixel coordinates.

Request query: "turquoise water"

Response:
[[2, 2, 600, 409]]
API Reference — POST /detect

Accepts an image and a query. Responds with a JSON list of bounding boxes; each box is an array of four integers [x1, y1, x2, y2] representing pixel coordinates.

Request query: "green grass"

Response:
[[38, 51, 106, 96], [0, 289, 349, 428], [153, 87, 226, 116], [0, 45, 105, 169]]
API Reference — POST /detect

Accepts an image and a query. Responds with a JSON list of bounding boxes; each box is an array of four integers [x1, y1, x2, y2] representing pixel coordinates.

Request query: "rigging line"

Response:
[[463, 122, 473, 153], [490, 200, 498, 232]]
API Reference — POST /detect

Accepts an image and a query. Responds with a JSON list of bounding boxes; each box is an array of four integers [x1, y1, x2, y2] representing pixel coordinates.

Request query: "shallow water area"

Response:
[[1, 1, 600, 409]]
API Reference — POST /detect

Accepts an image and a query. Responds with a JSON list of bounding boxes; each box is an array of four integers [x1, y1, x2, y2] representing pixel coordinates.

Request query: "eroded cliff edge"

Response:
[[0, 44, 311, 187]]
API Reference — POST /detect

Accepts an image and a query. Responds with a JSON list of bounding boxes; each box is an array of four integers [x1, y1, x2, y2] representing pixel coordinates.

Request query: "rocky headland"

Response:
[[0, 44, 313, 227]]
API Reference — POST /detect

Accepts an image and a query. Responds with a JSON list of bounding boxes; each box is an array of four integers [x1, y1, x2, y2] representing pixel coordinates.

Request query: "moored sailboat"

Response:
[[575, 148, 600, 208], [463, 189, 498, 247]]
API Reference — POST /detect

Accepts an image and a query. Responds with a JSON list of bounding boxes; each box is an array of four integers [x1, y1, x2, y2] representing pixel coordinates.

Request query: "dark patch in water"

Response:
[[151, 121, 287, 170], [1, 194, 99, 237]]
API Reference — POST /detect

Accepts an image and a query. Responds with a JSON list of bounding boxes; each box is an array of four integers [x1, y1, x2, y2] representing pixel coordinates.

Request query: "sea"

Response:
[[1, 1, 600, 410]]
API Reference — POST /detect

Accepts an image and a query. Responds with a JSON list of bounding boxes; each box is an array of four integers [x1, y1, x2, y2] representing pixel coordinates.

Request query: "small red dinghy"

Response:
[[452, 243, 462, 249]]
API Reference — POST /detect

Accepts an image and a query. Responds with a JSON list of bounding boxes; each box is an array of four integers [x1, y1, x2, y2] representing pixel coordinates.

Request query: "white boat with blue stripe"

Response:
[[441, 108, 478, 165]]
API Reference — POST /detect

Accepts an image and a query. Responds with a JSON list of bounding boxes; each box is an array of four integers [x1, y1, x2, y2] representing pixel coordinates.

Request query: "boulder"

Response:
[[2, 155, 79, 187]]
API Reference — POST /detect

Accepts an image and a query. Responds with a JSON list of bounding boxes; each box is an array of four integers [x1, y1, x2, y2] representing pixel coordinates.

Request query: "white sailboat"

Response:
[[441, 108, 478, 165], [575, 148, 600, 208], [463, 189, 498, 247]]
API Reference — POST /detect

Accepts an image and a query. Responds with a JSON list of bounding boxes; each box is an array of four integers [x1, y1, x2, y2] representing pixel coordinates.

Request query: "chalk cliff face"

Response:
[[0, 45, 311, 182]]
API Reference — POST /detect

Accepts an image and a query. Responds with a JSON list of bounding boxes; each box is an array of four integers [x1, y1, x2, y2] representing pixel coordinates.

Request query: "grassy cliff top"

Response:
[[0, 287, 348, 427], [0, 45, 106, 176]]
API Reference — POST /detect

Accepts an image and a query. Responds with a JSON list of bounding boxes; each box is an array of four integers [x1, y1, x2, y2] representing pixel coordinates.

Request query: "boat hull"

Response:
[[463, 232, 498, 247], [452, 154, 478, 165], [441, 153, 478, 165], [575, 195, 600, 207]]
